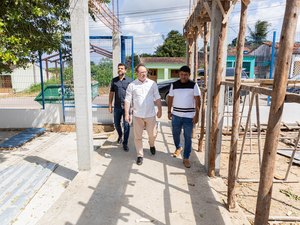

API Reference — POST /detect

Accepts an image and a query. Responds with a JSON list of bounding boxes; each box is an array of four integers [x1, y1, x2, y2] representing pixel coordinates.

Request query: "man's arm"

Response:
[[167, 96, 174, 120], [193, 96, 201, 124], [108, 91, 114, 113], [124, 84, 133, 123], [155, 98, 162, 118], [124, 100, 132, 123]]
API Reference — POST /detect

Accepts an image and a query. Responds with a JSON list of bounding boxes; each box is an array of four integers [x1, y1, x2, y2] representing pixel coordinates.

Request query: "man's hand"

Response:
[[108, 105, 113, 113], [193, 113, 199, 124], [125, 114, 132, 124], [156, 109, 162, 118], [168, 111, 172, 120]]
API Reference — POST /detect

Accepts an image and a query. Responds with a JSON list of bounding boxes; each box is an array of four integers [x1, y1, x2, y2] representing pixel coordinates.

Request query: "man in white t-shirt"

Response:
[[124, 64, 162, 166], [167, 65, 201, 168]]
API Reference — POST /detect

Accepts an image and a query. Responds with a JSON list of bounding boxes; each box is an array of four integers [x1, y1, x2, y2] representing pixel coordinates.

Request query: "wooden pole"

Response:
[[254, 1, 299, 224], [188, 36, 193, 68], [227, 0, 249, 208], [198, 22, 209, 152], [193, 26, 198, 81], [208, 1, 229, 177]]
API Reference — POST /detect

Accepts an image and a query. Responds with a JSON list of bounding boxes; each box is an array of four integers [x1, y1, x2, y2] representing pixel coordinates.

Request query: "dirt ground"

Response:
[[218, 130, 300, 225]]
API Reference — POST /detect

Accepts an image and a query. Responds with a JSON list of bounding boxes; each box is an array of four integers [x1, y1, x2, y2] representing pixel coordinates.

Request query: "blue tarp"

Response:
[[0, 128, 45, 148]]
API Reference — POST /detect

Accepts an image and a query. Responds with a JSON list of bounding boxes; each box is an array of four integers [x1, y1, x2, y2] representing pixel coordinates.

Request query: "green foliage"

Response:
[[0, 0, 70, 73], [155, 30, 186, 57], [248, 20, 271, 45], [91, 59, 113, 87], [24, 77, 60, 94], [62, 59, 113, 87]]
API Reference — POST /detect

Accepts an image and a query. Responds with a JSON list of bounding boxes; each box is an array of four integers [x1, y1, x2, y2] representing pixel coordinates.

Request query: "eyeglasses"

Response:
[[138, 71, 148, 75]]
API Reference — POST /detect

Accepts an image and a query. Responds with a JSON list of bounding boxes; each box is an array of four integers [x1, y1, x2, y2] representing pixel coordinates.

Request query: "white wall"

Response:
[[10, 64, 53, 92], [65, 107, 113, 124], [0, 104, 63, 128], [0, 104, 113, 128]]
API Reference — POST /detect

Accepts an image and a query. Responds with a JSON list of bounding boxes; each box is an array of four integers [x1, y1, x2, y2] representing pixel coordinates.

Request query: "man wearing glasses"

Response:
[[124, 64, 162, 165]]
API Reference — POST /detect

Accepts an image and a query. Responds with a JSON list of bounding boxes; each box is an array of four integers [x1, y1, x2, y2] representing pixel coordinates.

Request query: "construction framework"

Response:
[[183, 0, 300, 224]]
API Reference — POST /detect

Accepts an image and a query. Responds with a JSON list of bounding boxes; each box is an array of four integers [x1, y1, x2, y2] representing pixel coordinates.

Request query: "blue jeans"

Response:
[[114, 107, 130, 145], [172, 114, 193, 159]]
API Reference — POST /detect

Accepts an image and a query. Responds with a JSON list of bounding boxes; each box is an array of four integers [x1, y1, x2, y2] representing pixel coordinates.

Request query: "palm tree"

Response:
[[248, 20, 271, 45]]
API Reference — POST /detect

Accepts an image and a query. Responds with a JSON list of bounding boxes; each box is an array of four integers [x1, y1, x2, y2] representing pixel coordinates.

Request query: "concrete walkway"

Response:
[[37, 110, 248, 225]]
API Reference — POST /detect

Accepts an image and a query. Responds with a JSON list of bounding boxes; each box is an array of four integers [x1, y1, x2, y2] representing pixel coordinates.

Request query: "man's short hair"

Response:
[[179, 65, 191, 74], [118, 63, 127, 69], [135, 63, 147, 73]]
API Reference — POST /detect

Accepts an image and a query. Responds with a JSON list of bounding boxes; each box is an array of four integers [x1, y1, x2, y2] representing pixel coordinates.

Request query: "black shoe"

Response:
[[150, 146, 156, 155], [136, 157, 143, 165], [123, 144, 129, 152], [117, 137, 122, 144]]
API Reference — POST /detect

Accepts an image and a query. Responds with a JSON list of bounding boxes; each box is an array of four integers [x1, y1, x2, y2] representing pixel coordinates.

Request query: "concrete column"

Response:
[[70, 0, 93, 170], [205, 1, 228, 175], [113, 31, 121, 77], [164, 68, 169, 80]]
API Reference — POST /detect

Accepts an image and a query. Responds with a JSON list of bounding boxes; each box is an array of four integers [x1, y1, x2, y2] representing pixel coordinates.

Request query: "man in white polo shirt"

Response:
[[167, 65, 201, 168], [124, 64, 162, 165]]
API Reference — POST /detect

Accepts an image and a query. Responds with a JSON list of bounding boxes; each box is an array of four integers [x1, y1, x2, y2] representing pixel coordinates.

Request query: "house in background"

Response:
[[248, 42, 300, 79], [139, 57, 186, 82], [226, 46, 256, 78], [0, 64, 52, 93]]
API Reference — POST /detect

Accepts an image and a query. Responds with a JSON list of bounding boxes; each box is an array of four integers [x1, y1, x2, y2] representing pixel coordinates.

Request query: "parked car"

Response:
[[158, 68, 249, 104]]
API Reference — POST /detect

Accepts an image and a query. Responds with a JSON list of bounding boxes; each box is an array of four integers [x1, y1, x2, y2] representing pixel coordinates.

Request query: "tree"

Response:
[[0, 1, 71, 73], [155, 30, 186, 57], [248, 20, 271, 45]]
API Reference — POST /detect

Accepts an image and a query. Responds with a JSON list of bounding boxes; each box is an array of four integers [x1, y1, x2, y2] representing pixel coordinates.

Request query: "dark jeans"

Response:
[[171, 114, 193, 159], [114, 107, 130, 145]]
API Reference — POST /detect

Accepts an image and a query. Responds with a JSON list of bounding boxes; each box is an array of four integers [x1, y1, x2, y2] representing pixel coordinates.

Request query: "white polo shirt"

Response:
[[125, 78, 161, 118], [169, 79, 200, 118]]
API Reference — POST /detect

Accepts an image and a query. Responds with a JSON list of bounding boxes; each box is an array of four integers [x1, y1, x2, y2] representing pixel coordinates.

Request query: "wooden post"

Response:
[[193, 26, 198, 81], [198, 22, 209, 152], [227, 0, 249, 210], [254, 1, 299, 224], [208, 1, 230, 177], [187, 36, 193, 68]]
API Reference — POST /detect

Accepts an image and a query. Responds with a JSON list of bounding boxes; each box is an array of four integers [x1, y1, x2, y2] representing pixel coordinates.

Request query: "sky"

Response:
[[88, 0, 299, 55]]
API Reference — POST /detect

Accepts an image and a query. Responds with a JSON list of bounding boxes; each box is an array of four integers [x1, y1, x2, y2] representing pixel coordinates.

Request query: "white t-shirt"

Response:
[[125, 78, 161, 118], [169, 80, 200, 118]]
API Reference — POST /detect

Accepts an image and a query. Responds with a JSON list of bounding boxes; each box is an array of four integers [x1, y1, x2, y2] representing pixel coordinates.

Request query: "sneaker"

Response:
[[136, 157, 143, 165], [172, 147, 182, 158], [150, 146, 156, 155], [123, 144, 129, 152], [117, 137, 122, 144], [183, 159, 191, 168]]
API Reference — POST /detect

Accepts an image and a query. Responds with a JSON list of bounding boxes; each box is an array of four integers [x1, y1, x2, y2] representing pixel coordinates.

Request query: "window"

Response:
[[171, 69, 179, 78], [148, 69, 158, 82], [0, 75, 12, 88], [148, 69, 158, 76]]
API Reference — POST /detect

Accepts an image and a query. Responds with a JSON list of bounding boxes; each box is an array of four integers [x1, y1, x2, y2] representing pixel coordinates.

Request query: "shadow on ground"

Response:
[[63, 120, 229, 225]]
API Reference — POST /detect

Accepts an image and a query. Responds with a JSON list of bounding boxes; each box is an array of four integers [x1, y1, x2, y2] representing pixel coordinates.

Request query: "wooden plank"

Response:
[[221, 81, 300, 103], [222, 0, 238, 24], [227, 0, 249, 210], [254, 1, 300, 224], [216, 0, 226, 18], [203, 1, 212, 19]]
